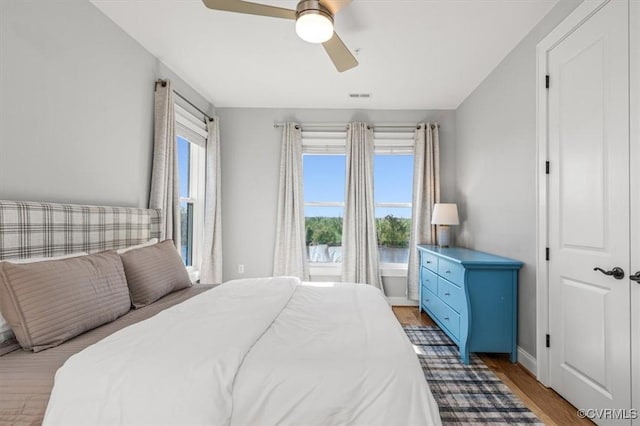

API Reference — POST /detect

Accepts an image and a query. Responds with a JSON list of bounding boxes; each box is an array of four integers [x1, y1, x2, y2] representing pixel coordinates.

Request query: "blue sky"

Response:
[[178, 136, 190, 198], [303, 154, 414, 218], [177, 136, 191, 264]]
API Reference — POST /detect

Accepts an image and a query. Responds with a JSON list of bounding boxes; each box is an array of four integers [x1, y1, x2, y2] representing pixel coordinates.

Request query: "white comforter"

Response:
[[44, 277, 441, 426]]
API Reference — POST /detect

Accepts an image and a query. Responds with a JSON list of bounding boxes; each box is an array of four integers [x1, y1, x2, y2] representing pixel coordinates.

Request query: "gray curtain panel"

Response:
[[342, 122, 383, 291], [149, 80, 180, 249], [200, 118, 223, 284], [407, 123, 440, 300], [273, 123, 309, 280]]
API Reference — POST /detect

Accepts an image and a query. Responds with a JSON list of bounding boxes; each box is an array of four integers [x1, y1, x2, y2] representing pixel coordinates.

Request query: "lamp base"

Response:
[[437, 225, 452, 248]]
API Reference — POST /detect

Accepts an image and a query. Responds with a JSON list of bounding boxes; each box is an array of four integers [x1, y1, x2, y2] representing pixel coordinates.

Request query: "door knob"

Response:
[[593, 267, 625, 280], [630, 271, 640, 283]]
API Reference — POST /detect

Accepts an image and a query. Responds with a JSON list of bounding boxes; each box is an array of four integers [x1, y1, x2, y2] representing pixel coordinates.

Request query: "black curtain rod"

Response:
[[273, 122, 439, 130], [155, 80, 214, 122]]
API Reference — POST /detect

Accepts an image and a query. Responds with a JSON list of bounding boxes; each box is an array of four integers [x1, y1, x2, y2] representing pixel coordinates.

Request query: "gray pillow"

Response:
[[0, 251, 130, 352], [0, 252, 89, 345], [120, 240, 192, 308]]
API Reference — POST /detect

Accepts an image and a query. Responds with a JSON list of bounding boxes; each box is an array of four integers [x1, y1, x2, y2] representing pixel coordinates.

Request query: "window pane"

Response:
[[374, 154, 413, 264], [177, 136, 190, 199], [376, 209, 411, 264], [374, 155, 413, 203], [304, 205, 344, 218], [180, 201, 193, 266], [303, 155, 346, 203], [305, 208, 343, 263], [375, 207, 412, 218]]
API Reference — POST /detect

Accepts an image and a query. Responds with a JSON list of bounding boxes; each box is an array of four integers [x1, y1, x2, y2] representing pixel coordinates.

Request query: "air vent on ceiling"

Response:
[[349, 93, 372, 98]]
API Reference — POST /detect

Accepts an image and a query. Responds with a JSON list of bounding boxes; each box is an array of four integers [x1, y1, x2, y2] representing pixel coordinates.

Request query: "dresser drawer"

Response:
[[421, 268, 438, 294], [437, 258, 465, 286], [432, 297, 461, 340], [421, 289, 437, 312], [421, 251, 438, 272], [437, 277, 465, 313]]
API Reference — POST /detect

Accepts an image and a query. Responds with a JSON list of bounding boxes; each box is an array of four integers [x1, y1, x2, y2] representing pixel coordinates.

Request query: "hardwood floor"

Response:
[[393, 306, 594, 426]]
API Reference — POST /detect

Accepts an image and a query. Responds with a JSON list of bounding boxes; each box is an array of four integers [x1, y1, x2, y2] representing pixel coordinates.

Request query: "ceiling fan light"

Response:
[[296, 11, 334, 43]]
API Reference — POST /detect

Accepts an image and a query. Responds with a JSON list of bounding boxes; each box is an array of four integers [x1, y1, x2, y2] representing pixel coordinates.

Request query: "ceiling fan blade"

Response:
[[322, 32, 358, 72], [319, 0, 352, 15], [201, 0, 296, 20]]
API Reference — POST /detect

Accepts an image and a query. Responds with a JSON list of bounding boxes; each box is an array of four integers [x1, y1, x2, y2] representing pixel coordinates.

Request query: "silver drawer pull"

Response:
[[445, 270, 451, 274], [444, 316, 449, 320], [444, 292, 450, 296], [426, 260, 432, 264]]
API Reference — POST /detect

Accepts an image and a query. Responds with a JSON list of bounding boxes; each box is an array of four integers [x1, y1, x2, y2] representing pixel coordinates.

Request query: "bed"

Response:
[[0, 200, 441, 425]]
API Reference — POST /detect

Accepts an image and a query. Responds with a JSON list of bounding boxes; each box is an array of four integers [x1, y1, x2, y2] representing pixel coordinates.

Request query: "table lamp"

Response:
[[431, 203, 459, 247]]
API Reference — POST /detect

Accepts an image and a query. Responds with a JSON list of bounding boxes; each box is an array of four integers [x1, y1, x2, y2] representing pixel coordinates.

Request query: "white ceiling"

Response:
[[91, 0, 558, 110]]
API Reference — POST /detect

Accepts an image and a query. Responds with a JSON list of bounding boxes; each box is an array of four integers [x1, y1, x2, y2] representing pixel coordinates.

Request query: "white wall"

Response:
[[454, 0, 582, 356], [218, 107, 455, 297], [0, 0, 213, 208]]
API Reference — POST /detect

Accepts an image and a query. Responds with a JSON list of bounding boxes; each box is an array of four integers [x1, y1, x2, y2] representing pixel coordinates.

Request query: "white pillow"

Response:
[[0, 252, 89, 342], [116, 238, 159, 254]]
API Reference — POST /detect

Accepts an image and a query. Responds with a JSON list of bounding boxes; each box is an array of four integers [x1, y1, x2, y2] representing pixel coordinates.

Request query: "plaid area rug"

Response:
[[403, 325, 542, 425]]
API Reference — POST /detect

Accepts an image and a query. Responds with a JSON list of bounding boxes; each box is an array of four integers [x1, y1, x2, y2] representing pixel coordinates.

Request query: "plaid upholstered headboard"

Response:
[[0, 200, 162, 261]]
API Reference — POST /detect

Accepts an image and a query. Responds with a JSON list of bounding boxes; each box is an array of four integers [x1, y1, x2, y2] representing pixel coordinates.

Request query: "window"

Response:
[[373, 131, 415, 267], [374, 154, 414, 265], [175, 103, 207, 272], [303, 154, 345, 264], [301, 128, 415, 270]]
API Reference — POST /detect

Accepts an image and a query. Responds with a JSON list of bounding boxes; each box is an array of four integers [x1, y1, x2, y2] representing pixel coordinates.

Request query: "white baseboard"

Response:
[[387, 297, 419, 306], [517, 346, 537, 374]]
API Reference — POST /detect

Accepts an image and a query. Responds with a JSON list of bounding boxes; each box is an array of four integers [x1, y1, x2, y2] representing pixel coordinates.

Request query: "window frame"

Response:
[[302, 153, 346, 271], [175, 103, 207, 282], [301, 129, 415, 277], [178, 140, 205, 279], [373, 153, 414, 275]]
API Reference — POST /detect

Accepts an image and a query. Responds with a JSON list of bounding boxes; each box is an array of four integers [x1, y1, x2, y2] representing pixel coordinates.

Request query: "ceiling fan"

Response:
[[201, 0, 358, 72]]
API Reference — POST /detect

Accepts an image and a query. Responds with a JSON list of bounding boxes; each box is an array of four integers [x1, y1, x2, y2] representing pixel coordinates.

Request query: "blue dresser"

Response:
[[417, 245, 523, 364]]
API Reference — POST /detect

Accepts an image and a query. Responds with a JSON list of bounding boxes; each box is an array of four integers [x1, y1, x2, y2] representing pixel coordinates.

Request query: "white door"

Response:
[[547, 0, 631, 422], [630, 2, 640, 424]]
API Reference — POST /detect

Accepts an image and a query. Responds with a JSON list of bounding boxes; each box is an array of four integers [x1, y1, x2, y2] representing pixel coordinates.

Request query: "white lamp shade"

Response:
[[431, 203, 460, 225], [295, 12, 334, 43]]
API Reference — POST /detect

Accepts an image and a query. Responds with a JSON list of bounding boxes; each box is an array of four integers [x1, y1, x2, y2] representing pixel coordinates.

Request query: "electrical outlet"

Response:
[[238, 264, 245, 274]]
